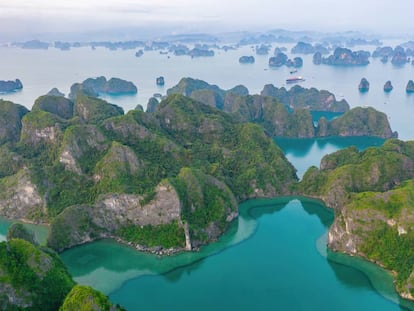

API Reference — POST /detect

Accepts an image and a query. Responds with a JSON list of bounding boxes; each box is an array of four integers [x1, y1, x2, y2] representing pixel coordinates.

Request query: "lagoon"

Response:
[[0, 136, 412, 310], [59, 198, 414, 310]]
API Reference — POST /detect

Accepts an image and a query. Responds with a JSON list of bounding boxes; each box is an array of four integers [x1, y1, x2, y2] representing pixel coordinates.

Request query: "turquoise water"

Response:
[[60, 198, 414, 310], [0, 135, 412, 309], [1, 42, 414, 309], [0, 217, 49, 244], [275, 136, 385, 178]]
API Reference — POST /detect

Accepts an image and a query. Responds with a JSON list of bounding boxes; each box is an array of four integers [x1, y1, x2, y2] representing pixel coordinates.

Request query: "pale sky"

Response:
[[1, 0, 413, 40]]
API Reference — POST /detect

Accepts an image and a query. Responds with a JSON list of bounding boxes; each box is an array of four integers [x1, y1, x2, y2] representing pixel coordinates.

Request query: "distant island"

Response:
[[384, 81, 393, 92], [313, 47, 370, 66], [373, 46, 411, 65], [0, 79, 23, 93], [5, 27, 414, 305], [68, 76, 137, 100], [166, 78, 395, 139], [269, 52, 303, 68], [358, 78, 370, 92], [239, 56, 255, 64]]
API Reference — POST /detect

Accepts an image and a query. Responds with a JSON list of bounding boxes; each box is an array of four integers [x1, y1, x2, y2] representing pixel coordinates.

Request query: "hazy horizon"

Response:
[[1, 0, 414, 41]]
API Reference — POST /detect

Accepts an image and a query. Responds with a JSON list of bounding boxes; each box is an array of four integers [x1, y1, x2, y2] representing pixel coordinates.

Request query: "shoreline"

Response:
[[1, 194, 413, 305]]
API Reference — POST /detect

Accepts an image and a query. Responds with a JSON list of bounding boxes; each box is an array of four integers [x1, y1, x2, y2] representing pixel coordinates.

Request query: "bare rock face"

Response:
[[32, 95, 73, 119], [59, 149, 82, 175], [95, 180, 181, 229], [94, 143, 141, 180], [0, 283, 31, 309], [19, 110, 63, 147], [328, 213, 359, 254], [48, 180, 182, 251], [102, 115, 153, 142], [59, 125, 108, 174], [0, 168, 46, 221], [29, 126, 58, 145]]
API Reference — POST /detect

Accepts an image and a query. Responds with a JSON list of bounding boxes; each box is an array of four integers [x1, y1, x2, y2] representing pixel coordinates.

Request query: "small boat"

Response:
[[286, 76, 305, 84], [290, 69, 298, 74]]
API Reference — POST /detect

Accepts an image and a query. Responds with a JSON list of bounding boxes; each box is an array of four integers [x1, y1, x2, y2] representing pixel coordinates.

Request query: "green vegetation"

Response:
[[33, 95, 74, 119], [6, 223, 37, 245], [1, 226, 122, 310], [0, 93, 298, 252], [171, 168, 237, 244], [328, 107, 397, 138], [0, 239, 75, 310], [349, 180, 414, 218], [299, 139, 414, 202], [20, 109, 64, 132], [299, 139, 414, 296], [118, 221, 185, 248], [47, 205, 100, 252], [167, 77, 225, 99], [166, 78, 394, 139], [0, 99, 29, 145], [0, 145, 24, 178], [74, 94, 123, 124], [60, 285, 124, 311], [361, 223, 414, 290], [261, 84, 350, 112]]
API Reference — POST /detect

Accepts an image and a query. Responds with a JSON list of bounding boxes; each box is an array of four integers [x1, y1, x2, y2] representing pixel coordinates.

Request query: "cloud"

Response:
[[1, 0, 413, 39]]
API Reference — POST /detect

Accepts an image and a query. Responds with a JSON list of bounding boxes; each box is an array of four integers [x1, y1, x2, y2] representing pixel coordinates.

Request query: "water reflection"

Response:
[[275, 136, 385, 178], [107, 198, 414, 310]]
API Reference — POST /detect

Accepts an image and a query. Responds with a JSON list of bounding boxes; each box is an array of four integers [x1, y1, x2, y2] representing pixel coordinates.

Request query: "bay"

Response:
[[61, 198, 414, 310], [0, 41, 413, 309], [0, 42, 413, 140], [275, 136, 385, 178], [0, 217, 49, 244]]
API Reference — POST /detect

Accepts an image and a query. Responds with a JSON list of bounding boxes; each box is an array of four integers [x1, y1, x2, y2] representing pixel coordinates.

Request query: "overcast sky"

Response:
[[1, 0, 413, 40]]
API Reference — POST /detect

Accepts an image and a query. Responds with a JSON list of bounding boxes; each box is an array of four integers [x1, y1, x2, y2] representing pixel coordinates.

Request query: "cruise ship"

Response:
[[286, 76, 305, 84]]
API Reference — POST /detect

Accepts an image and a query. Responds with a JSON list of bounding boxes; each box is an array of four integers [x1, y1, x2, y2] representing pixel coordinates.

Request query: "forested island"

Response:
[[0, 77, 413, 307], [0, 223, 123, 310]]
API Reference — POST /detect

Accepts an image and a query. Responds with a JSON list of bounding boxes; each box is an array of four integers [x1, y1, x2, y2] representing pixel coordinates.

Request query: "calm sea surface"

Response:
[[0, 43, 413, 140], [1, 44, 414, 310]]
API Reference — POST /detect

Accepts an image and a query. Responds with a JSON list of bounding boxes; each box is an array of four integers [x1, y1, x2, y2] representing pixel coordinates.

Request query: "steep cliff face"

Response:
[[47, 180, 182, 251], [166, 79, 398, 139], [74, 94, 123, 124], [59, 124, 109, 174], [327, 181, 414, 298], [60, 285, 123, 311], [299, 140, 414, 298], [172, 168, 238, 247], [154, 95, 298, 199], [32, 95, 74, 119], [0, 168, 45, 221], [0, 239, 75, 310], [68, 76, 137, 101], [0, 100, 29, 145], [300, 140, 414, 208], [19, 110, 63, 147], [327, 208, 386, 254], [95, 180, 181, 229], [326, 107, 397, 138], [2, 92, 297, 253], [261, 84, 350, 112]]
